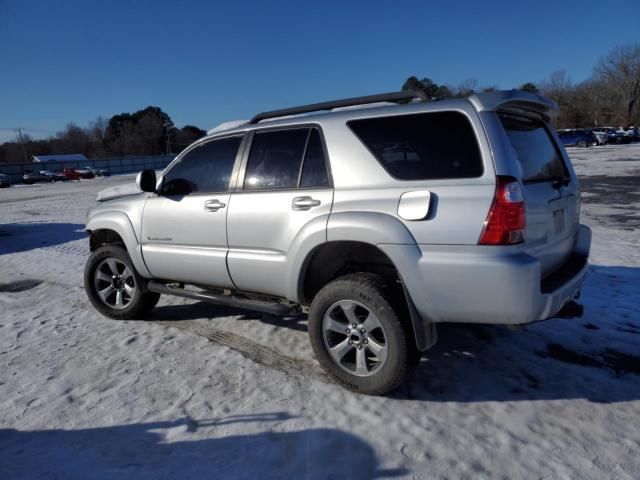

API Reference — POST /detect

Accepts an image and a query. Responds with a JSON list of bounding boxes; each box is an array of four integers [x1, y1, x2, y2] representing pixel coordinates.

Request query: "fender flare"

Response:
[[289, 211, 436, 351], [86, 212, 152, 278], [286, 211, 416, 301], [326, 211, 416, 245]]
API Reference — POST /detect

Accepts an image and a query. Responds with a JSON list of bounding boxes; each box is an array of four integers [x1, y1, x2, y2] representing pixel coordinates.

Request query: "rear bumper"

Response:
[[380, 224, 592, 325]]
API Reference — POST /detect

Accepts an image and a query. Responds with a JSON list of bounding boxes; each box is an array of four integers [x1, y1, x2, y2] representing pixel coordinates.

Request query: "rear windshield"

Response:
[[348, 111, 483, 181], [499, 114, 568, 183]]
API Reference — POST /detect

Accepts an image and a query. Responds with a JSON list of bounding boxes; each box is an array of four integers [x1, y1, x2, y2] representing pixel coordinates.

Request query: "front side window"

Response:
[[161, 136, 242, 195], [243, 129, 309, 190], [348, 111, 483, 180]]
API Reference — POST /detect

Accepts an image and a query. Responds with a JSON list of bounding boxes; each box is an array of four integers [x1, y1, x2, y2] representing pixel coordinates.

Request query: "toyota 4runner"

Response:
[[84, 90, 591, 394]]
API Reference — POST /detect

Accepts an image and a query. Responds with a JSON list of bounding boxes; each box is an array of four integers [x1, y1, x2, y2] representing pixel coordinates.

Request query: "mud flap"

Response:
[[554, 300, 584, 319], [401, 281, 437, 351]]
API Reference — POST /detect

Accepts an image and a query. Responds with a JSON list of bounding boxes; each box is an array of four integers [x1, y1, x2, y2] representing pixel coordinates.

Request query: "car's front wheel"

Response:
[[308, 273, 418, 395], [84, 245, 160, 320], [577, 140, 588, 148]]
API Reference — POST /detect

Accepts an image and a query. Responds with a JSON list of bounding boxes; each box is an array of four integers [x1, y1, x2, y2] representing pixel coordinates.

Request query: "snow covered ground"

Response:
[[1, 144, 639, 479]]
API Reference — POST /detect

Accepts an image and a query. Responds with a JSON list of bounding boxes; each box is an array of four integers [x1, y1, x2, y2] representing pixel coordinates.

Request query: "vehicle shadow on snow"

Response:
[[0, 222, 86, 255], [145, 266, 640, 404], [152, 301, 309, 332], [396, 265, 640, 404], [0, 414, 406, 479]]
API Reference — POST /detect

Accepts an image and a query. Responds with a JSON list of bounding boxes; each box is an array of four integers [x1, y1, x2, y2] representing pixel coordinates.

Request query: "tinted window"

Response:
[[300, 129, 330, 188], [500, 115, 568, 183], [348, 111, 483, 180], [244, 129, 308, 190], [161, 136, 242, 195]]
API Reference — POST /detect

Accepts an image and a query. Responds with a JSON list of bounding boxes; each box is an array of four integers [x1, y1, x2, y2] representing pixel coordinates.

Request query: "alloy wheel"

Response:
[[322, 299, 389, 377], [93, 258, 136, 309]]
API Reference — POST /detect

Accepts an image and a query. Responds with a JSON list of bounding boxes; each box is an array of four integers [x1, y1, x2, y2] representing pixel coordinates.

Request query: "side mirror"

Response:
[[136, 170, 156, 192]]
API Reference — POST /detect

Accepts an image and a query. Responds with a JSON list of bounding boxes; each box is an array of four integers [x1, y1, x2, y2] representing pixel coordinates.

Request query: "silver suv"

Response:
[[84, 90, 591, 394]]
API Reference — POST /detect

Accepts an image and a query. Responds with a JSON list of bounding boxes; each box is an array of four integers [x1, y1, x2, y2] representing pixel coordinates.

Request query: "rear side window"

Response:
[[348, 111, 483, 180], [500, 114, 568, 183], [244, 129, 309, 189]]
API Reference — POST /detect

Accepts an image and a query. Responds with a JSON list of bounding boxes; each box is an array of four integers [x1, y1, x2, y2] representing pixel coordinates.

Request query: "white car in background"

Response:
[[77, 166, 109, 177], [589, 128, 609, 145]]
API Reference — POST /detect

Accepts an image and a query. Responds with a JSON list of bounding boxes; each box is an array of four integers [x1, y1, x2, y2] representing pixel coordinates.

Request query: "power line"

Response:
[[0, 127, 57, 134]]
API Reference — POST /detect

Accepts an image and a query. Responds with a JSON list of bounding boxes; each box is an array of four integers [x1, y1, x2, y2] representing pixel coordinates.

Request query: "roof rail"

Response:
[[249, 90, 429, 124]]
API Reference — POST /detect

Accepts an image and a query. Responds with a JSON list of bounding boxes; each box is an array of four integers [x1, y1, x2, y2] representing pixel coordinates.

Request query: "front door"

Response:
[[226, 127, 333, 298], [141, 135, 244, 287]]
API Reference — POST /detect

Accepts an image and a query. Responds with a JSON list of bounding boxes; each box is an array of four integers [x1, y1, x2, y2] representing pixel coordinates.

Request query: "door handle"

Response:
[[204, 199, 226, 212], [292, 196, 321, 211]]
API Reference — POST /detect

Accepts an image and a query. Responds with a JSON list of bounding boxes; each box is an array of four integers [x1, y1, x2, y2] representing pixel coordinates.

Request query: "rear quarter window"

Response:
[[347, 111, 483, 181], [499, 114, 568, 183]]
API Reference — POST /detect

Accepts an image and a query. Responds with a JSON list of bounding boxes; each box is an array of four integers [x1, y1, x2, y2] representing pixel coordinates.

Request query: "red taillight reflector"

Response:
[[479, 176, 525, 245]]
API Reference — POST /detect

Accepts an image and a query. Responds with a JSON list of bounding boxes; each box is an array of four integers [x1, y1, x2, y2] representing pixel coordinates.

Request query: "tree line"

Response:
[[0, 106, 206, 164], [2, 43, 637, 164], [402, 43, 640, 129]]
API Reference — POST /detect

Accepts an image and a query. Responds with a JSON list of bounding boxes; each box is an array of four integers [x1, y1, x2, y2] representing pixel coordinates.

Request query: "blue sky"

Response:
[[1, 0, 638, 143]]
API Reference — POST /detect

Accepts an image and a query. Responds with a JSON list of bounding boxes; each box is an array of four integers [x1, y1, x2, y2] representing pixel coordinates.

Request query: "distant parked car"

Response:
[[62, 168, 91, 180], [42, 170, 68, 182], [23, 170, 66, 184], [587, 128, 608, 145], [605, 129, 632, 144], [0, 173, 11, 188], [69, 167, 95, 179], [557, 129, 597, 147], [80, 166, 109, 177], [624, 127, 639, 141]]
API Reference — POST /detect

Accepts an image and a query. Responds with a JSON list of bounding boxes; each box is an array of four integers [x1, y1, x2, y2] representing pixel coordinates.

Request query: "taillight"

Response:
[[479, 176, 525, 245]]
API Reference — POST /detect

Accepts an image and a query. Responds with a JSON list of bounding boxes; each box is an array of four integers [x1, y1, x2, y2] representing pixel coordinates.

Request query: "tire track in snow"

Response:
[[153, 320, 330, 381]]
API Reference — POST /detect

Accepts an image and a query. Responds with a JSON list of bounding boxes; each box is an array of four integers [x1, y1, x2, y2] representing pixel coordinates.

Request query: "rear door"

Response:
[[226, 127, 333, 298], [499, 114, 578, 276]]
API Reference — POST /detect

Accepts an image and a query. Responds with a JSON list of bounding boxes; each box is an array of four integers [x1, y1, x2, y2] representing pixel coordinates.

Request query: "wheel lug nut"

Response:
[[360, 328, 365, 333], [363, 339, 368, 344], [357, 344, 362, 350], [346, 328, 351, 334], [352, 323, 357, 328], [348, 340, 353, 345]]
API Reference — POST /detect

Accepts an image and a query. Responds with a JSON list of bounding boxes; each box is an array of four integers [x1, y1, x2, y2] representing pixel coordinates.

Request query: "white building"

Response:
[[32, 154, 87, 163]]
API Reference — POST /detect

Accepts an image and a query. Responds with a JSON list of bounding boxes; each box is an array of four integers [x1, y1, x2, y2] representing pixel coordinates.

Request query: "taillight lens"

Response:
[[479, 176, 525, 245]]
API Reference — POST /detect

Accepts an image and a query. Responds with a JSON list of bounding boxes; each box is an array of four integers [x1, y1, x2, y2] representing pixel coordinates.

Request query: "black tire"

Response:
[[577, 140, 588, 148], [84, 245, 160, 320], [308, 273, 419, 395]]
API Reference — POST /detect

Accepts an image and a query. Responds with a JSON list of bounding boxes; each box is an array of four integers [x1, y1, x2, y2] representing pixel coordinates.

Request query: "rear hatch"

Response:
[[499, 113, 579, 277]]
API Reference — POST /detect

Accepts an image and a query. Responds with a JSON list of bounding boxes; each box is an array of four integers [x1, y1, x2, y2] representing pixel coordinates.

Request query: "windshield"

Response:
[[499, 114, 568, 184]]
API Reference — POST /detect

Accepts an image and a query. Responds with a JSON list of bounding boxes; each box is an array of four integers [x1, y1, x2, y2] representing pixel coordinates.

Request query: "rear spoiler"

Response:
[[468, 90, 559, 122]]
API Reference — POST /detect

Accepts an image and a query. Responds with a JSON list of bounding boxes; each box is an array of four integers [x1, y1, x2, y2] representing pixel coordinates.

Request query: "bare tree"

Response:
[[539, 70, 574, 128], [595, 43, 640, 125]]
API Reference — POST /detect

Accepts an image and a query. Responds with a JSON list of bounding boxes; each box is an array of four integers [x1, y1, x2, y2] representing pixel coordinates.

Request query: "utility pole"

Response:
[[163, 121, 171, 155], [16, 128, 28, 163]]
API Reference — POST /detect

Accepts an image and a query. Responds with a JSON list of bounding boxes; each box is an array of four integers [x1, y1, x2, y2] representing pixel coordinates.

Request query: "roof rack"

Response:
[[249, 90, 429, 124]]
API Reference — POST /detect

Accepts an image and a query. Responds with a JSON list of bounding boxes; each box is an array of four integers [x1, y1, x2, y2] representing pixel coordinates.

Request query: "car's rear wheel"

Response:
[[84, 245, 160, 320], [308, 273, 418, 395], [577, 140, 588, 148]]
